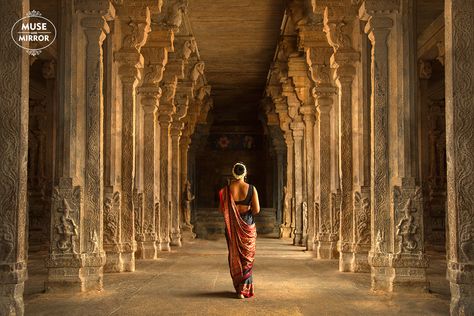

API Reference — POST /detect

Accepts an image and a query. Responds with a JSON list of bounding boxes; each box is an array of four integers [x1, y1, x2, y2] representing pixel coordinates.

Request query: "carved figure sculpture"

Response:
[[55, 199, 78, 254], [0, 223, 14, 262], [396, 198, 418, 253], [375, 230, 384, 253], [182, 180, 195, 227]]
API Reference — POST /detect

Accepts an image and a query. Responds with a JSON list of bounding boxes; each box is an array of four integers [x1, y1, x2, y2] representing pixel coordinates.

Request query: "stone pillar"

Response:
[[274, 97, 294, 239], [170, 98, 188, 247], [359, 1, 395, 291], [115, 3, 151, 271], [179, 133, 196, 240], [45, 1, 114, 292], [290, 121, 305, 246], [0, 0, 28, 313], [391, 0, 428, 292], [136, 28, 172, 259], [287, 53, 315, 248], [323, 6, 360, 272], [314, 83, 338, 259], [273, 140, 286, 232], [158, 82, 176, 251], [445, 0, 474, 313], [301, 107, 316, 249]]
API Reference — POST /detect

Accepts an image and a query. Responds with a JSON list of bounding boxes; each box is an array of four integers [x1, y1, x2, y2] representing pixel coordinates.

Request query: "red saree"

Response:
[[219, 186, 256, 298]]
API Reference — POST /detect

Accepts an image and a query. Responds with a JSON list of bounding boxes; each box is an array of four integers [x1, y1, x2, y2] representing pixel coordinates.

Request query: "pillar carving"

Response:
[[0, 0, 28, 313], [323, 4, 360, 272], [170, 95, 189, 247], [359, 0, 397, 291], [45, 1, 115, 292], [136, 28, 173, 259], [445, 0, 474, 313], [158, 56, 183, 249], [273, 97, 294, 239], [114, 2, 151, 272], [314, 83, 338, 259], [308, 46, 338, 259]]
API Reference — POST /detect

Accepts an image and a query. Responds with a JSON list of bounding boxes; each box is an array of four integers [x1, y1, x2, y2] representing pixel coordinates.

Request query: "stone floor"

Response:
[[24, 238, 450, 315]]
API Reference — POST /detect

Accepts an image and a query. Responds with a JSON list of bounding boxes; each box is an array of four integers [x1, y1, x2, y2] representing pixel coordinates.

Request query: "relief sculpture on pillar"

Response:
[[50, 181, 81, 256], [104, 191, 121, 245], [393, 186, 423, 255], [354, 191, 370, 246], [0, 223, 14, 262], [182, 180, 195, 229]]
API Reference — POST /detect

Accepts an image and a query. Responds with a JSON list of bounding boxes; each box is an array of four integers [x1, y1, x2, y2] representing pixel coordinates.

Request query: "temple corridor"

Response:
[[24, 238, 449, 315], [1, 0, 474, 315]]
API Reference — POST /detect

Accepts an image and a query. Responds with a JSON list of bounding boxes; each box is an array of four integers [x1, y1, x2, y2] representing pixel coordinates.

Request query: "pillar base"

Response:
[[391, 253, 429, 292], [351, 252, 370, 273], [368, 251, 429, 292], [339, 251, 352, 272], [45, 253, 106, 293], [104, 248, 124, 273], [279, 225, 292, 238], [0, 264, 26, 316], [350, 243, 370, 273], [293, 232, 304, 246], [121, 251, 135, 272], [170, 231, 182, 247], [136, 240, 158, 260], [160, 241, 171, 252], [448, 262, 474, 315], [181, 225, 196, 242], [316, 240, 338, 259]]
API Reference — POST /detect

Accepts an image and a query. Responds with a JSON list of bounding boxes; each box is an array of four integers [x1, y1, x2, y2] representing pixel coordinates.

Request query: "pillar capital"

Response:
[[156, 0, 188, 32]]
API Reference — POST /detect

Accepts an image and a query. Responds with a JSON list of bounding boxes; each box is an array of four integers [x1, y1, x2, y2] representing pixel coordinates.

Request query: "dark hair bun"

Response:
[[233, 163, 246, 176]]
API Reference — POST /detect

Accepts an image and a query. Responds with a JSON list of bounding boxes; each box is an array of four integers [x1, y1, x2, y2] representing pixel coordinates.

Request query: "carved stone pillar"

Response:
[[323, 6, 360, 272], [300, 106, 316, 249], [136, 29, 172, 259], [314, 84, 337, 259], [46, 1, 115, 292], [287, 53, 314, 248], [445, 0, 474, 313], [290, 121, 305, 246], [170, 98, 188, 247], [179, 133, 195, 239], [359, 1, 396, 291], [115, 3, 150, 272], [0, 1, 28, 313], [274, 98, 294, 239], [158, 84, 175, 251]]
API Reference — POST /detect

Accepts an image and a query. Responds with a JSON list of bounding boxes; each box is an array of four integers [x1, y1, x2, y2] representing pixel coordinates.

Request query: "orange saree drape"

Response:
[[219, 186, 256, 297]]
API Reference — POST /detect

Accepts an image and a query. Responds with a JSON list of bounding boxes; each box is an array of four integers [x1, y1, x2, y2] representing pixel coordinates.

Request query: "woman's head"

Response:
[[232, 162, 247, 180]]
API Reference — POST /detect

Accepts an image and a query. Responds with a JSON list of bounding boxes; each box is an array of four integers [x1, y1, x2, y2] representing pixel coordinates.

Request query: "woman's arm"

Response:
[[251, 186, 260, 215]]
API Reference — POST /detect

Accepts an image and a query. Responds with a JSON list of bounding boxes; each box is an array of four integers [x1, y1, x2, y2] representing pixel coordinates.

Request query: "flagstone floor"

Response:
[[24, 238, 450, 316]]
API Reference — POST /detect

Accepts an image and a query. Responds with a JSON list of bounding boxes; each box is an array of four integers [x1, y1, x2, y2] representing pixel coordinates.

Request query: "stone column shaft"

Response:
[[360, 7, 394, 290], [170, 123, 183, 247], [291, 122, 305, 246], [0, 1, 28, 314], [46, 4, 114, 292], [281, 132, 294, 238], [301, 108, 316, 249], [158, 109, 173, 251], [118, 66, 139, 271], [445, 0, 474, 314], [137, 97, 159, 259], [315, 91, 337, 259]]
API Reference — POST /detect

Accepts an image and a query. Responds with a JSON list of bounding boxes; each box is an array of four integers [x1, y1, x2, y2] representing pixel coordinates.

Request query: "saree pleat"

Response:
[[219, 186, 256, 297]]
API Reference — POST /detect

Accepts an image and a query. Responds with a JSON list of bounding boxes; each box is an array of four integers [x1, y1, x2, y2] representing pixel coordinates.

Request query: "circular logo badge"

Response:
[[10, 10, 57, 56]]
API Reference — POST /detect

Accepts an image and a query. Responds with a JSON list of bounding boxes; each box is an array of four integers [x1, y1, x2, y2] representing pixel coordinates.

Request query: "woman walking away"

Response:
[[219, 162, 260, 299]]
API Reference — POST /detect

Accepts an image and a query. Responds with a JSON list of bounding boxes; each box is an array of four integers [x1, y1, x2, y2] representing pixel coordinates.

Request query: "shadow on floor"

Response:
[[179, 291, 237, 299]]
